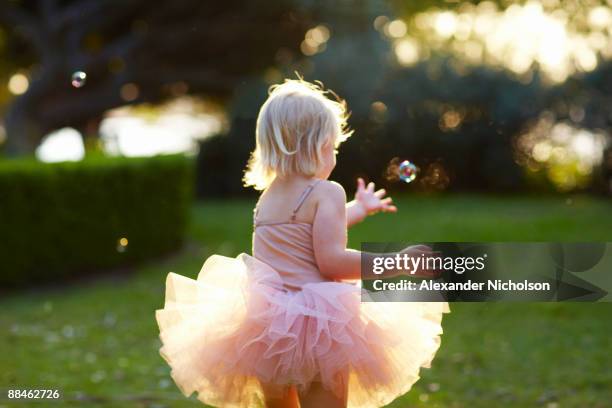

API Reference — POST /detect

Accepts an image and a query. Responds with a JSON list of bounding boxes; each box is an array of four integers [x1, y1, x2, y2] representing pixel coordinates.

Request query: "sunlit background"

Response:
[[387, 1, 612, 81], [1, 0, 611, 193], [34, 98, 225, 162], [380, 0, 612, 191]]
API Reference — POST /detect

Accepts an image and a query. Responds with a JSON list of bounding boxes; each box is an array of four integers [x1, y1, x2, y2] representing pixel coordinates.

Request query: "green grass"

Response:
[[1, 194, 611, 407]]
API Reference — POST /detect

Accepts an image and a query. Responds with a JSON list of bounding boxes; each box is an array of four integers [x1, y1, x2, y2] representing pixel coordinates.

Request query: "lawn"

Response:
[[1, 194, 611, 408]]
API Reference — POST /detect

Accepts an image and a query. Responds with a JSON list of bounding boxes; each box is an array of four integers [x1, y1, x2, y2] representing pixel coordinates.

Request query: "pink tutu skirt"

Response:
[[155, 254, 449, 408]]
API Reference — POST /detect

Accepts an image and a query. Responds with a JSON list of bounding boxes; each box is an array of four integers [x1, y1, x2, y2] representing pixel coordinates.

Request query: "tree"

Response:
[[197, 0, 612, 195], [0, 0, 313, 155]]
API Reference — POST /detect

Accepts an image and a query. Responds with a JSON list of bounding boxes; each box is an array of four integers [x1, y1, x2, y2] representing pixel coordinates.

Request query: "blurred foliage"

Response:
[[196, 119, 256, 198], [196, 0, 612, 196], [197, 58, 610, 196], [0, 155, 194, 288], [1, 0, 611, 192], [0, 0, 314, 154], [329, 59, 542, 193]]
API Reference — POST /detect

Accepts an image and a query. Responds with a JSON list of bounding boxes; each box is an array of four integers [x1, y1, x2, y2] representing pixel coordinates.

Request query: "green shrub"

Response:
[[0, 154, 194, 288]]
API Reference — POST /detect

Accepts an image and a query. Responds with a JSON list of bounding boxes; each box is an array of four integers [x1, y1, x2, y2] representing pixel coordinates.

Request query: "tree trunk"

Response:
[[3, 95, 41, 156], [3, 67, 59, 157]]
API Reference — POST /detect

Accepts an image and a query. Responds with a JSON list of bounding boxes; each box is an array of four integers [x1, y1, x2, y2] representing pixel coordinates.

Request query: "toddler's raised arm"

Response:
[[313, 181, 392, 280], [314, 181, 438, 281]]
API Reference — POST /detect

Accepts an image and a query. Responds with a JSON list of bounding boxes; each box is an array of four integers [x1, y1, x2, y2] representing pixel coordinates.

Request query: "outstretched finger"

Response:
[[357, 177, 366, 192], [380, 197, 393, 206], [382, 204, 397, 213], [374, 188, 387, 198], [367, 182, 375, 193]]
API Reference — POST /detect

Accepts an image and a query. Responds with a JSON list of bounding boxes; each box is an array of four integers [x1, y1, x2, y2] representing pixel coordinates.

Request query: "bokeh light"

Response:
[[8, 73, 29, 95], [35, 128, 85, 163], [379, 0, 612, 83], [419, 162, 451, 191], [516, 113, 609, 191], [120, 83, 139, 102], [386, 19, 408, 38], [370, 101, 388, 123], [100, 97, 224, 157], [439, 109, 463, 132], [394, 38, 420, 66], [301, 24, 331, 56], [117, 237, 128, 253]]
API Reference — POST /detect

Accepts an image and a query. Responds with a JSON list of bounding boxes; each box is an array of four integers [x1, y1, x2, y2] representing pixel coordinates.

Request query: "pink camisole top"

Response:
[[252, 180, 328, 290]]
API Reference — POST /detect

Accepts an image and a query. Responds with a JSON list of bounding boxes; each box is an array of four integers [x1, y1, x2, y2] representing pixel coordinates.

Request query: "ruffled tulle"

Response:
[[156, 254, 449, 408]]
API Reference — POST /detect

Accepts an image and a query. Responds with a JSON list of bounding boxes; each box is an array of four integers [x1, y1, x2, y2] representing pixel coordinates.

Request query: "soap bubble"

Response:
[[385, 157, 419, 184], [116, 237, 128, 253], [398, 160, 418, 183], [71, 71, 87, 88]]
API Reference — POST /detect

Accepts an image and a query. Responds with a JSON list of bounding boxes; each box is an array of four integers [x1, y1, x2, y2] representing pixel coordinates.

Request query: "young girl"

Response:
[[156, 79, 449, 408]]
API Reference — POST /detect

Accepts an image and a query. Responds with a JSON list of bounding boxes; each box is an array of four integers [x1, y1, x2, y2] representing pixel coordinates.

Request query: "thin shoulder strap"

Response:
[[290, 179, 322, 222]]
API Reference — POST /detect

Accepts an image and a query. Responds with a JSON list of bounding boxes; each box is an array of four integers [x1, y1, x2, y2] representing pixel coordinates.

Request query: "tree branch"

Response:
[[0, 3, 48, 59]]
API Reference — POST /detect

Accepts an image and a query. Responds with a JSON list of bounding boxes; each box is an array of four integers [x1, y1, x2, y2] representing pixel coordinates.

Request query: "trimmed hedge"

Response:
[[0, 154, 194, 288]]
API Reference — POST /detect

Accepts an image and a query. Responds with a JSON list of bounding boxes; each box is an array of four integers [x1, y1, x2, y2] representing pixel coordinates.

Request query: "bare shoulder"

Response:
[[313, 180, 346, 206]]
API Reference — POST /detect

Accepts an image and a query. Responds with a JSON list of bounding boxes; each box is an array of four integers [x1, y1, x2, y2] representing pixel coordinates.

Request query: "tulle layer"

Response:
[[155, 254, 449, 408]]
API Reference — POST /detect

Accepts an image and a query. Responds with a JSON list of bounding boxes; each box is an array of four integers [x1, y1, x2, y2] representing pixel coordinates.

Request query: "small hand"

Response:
[[355, 178, 397, 216], [400, 245, 442, 278]]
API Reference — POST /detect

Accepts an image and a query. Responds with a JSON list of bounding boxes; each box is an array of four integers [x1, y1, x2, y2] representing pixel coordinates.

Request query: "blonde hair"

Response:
[[243, 78, 352, 190]]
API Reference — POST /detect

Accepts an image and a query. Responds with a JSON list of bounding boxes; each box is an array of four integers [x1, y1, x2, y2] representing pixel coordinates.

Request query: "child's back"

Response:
[[253, 177, 329, 291]]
